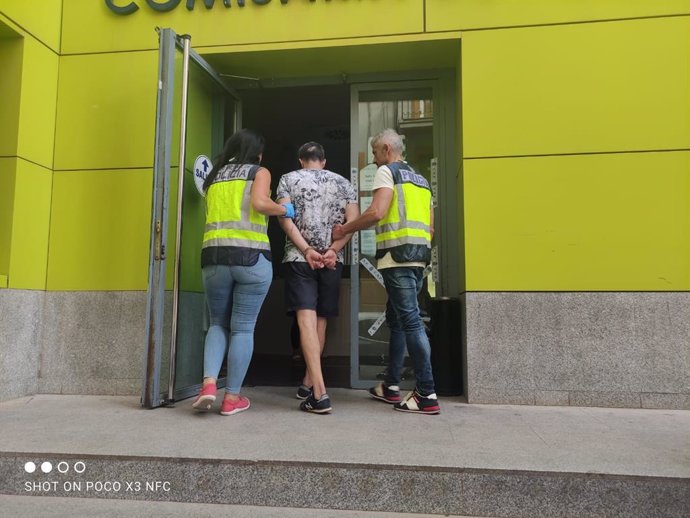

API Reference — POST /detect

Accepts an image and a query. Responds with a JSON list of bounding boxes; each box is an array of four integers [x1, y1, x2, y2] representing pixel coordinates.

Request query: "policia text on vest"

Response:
[[202, 163, 271, 265]]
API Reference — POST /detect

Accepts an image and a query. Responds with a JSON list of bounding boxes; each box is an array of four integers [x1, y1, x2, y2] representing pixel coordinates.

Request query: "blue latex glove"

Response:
[[281, 203, 295, 219]]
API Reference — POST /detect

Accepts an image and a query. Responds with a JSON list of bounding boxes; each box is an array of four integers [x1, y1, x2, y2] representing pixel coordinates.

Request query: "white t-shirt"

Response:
[[372, 164, 427, 270], [277, 168, 357, 263]]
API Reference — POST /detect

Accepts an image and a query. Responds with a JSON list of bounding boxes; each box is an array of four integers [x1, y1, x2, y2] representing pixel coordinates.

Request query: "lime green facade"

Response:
[[0, 0, 60, 290], [1, 0, 689, 409], [1, 0, 688, 293]]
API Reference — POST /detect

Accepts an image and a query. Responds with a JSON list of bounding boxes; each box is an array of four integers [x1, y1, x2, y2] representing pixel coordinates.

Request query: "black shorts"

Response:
[[284, 261, 344, 317]]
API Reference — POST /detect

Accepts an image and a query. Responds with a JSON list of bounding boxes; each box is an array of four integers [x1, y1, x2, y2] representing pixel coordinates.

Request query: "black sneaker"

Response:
[[300, 393, 332, 414], [296, 385, 312, 400], [394, 390, 441, 415], [369, 382, 401, 404]]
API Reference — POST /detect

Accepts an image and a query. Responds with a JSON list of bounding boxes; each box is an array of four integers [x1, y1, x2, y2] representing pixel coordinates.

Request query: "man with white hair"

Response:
[[332, 129, 439, 415]]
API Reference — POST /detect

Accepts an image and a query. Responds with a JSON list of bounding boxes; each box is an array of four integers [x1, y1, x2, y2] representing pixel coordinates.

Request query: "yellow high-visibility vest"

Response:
[[202, 163, 270, 252], [375, 161, 432, 263]]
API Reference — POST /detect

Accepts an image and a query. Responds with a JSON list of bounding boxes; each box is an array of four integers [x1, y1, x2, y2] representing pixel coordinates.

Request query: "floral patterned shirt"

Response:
[[277, 169, 357, 263]]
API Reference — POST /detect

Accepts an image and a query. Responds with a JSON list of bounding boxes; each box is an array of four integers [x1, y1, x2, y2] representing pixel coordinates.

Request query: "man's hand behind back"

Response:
[[305, 248, 325, 270], [322, 248, 337, 270]]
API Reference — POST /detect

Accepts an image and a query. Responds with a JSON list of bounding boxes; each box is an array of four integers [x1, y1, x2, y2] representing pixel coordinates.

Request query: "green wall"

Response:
[[1, 1, 688, 292], [0, 5, 59, 290], [0, 0, 61, 52], [461, 16, 690, 290], [0, 32, 22, 282]]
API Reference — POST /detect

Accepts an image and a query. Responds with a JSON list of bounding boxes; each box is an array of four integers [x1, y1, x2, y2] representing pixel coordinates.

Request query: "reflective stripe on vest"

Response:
[[202, 163, 270, 251], [375, 162, 431, 251]]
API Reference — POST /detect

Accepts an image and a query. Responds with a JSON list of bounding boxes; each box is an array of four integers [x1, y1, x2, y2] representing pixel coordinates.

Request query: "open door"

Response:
[[142, 29, 241, 408], [349, 81, 444, 389]]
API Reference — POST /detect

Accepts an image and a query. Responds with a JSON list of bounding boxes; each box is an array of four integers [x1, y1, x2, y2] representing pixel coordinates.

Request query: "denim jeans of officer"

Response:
[[381, 266, 436, 396], [202, 255, 272, 394]]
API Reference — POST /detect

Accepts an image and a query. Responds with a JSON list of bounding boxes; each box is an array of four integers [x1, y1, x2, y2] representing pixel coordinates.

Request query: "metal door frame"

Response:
[[348, 75, 458, 389], [142, 28, 241, 408], [143, 35, 458, 403]]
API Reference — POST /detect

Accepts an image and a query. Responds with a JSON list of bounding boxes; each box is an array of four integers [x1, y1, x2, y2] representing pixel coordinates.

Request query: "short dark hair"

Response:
[[298, 141, 325, 162]]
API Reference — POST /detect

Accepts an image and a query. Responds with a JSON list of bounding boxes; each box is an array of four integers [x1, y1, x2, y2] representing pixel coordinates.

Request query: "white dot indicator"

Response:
[[24, 462, 36, 473], [74, 461, 86, 474], [41, 462, 53, 473], [57, 461, 69, 474]]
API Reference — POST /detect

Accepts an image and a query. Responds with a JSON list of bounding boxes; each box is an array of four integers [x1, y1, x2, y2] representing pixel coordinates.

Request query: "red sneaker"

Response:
[[220, 396, 250, 416], [191, 382, 217, 410]]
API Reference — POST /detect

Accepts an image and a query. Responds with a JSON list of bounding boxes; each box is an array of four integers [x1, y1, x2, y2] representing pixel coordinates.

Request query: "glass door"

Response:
[[349, 82, 441, 389], [143, 29, 241, 408]]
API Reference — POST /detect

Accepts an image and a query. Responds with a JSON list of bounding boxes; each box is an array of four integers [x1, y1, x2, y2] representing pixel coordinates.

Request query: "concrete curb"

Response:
[[2, 452, 688, 517]]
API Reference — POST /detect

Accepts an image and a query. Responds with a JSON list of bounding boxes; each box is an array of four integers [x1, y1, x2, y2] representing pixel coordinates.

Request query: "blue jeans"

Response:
[[381, 267, 435, 395], [202, 255, 272, 394]]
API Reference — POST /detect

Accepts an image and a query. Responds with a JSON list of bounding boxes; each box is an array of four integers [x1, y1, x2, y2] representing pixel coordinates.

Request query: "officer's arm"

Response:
[[251, 168, 289, 217], [430, 203, 435, 241], [339, 187, 393, 235], [329, 202, 360, 252]]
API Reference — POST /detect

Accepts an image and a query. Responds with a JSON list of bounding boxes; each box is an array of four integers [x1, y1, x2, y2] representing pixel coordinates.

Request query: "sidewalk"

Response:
[[1, 387, 687, 476], [0, 387, 688, 516]]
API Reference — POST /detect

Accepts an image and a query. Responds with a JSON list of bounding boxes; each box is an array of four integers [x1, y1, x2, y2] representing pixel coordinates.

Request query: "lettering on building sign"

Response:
[[106, 0, 322, 16]]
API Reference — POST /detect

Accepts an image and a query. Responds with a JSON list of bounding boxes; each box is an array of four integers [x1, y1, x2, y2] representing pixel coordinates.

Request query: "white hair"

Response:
[[372, 129, 404, 154]]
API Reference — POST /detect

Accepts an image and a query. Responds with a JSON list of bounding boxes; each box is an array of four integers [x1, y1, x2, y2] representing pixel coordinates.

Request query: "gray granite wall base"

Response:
[[4, 289, 689, 409], [0, 290, 200, 400], [37, 292, 147, 397], [1, 285, 349, 401], [1, 453, 688, 517], [463, 292, 690, 409], [0, 290, 44, 401]]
